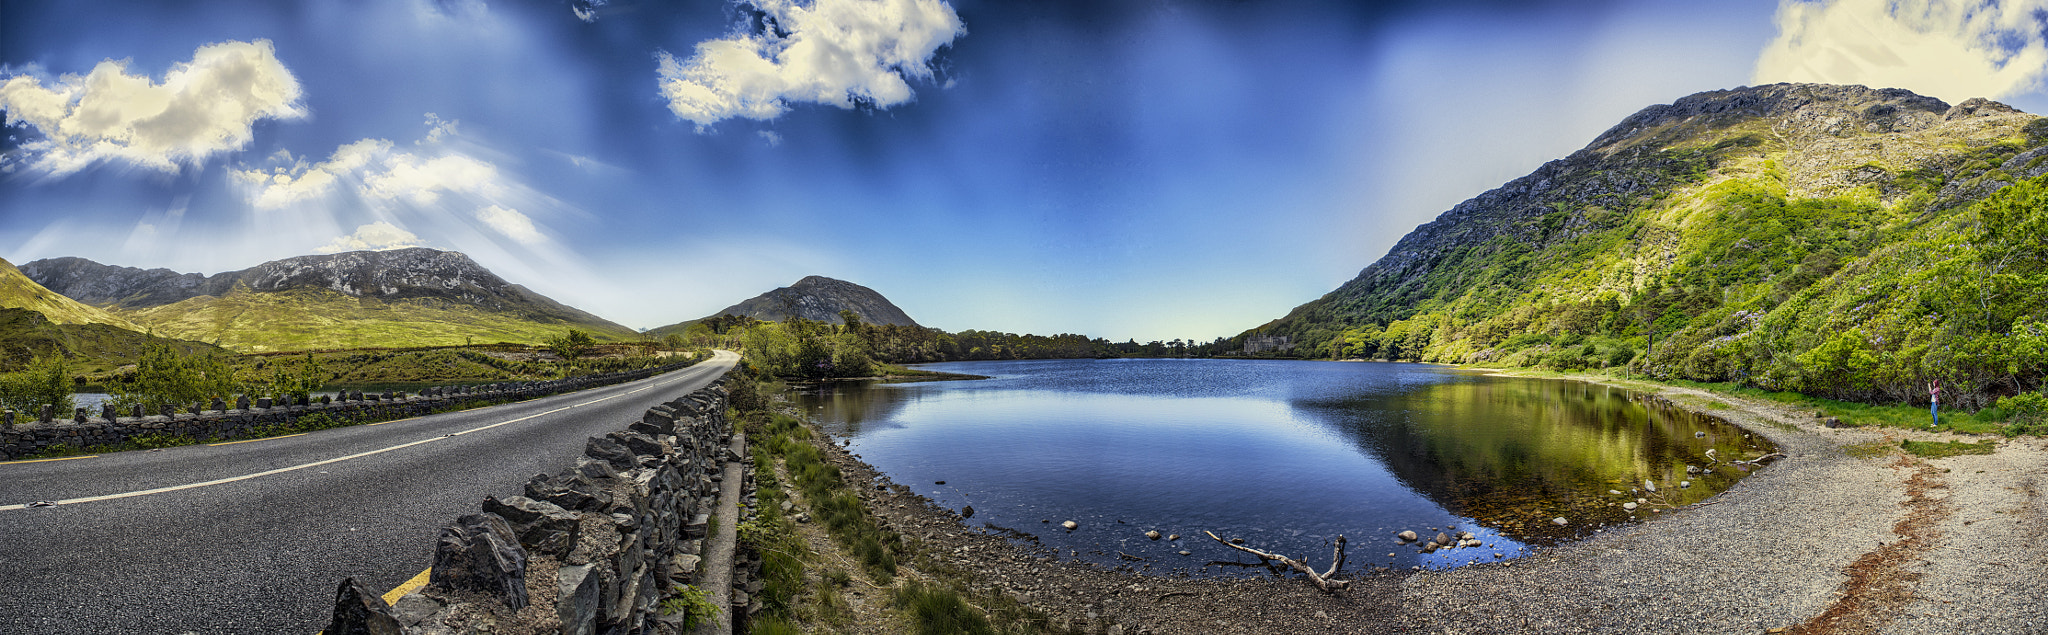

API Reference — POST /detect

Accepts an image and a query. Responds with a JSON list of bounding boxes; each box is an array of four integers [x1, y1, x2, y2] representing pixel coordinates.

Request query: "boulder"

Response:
[[585, 435, 639, 471], [324, 577, 403, 635], [525, 471, 610, 512], [429, 513, 530, 610], [482, 495, 583, 557], [1434, 532, 1451, 546], [1396, 530, 1418, 542], [558, 563, 601, 635]]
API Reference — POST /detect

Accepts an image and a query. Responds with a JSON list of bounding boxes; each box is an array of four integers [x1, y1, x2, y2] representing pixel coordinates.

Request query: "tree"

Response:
[[111, 345, 239, 413], [546, 330, 597, 360], [0, 355, 75, 415]]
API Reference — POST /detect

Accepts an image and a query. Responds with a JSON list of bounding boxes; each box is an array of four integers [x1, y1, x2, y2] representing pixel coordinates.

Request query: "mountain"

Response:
[[0, 257, 219, 372], [21, 248, 638, 352], [1248, 83, 2048, 409], [0, 257, 141, 330], [648, 275, 918, 336]]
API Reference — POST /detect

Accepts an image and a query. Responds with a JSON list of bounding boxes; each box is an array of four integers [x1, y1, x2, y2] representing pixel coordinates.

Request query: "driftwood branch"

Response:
[[1732, 453, 1785, 468], [1204, 531, 1349, 593]]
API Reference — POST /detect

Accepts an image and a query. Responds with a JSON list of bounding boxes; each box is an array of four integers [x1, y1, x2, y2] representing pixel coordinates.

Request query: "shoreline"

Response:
[[796, 368, 2048, 633]]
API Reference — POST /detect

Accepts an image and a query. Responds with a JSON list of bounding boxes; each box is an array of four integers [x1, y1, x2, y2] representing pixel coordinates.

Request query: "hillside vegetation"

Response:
[[0, 257, 138, 330], [119, 286, 638, 353], [1249, 84, 2048, 412], [22, 248, 639, 353]]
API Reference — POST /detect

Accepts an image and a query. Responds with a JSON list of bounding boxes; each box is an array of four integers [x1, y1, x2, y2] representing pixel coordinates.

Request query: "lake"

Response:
[[792, 358, 1776, 574]]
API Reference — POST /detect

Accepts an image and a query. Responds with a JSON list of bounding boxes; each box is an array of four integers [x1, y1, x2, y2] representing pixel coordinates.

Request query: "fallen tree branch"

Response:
[[1204, 531, 1349, 593], [1732, 453, 1786, 468]]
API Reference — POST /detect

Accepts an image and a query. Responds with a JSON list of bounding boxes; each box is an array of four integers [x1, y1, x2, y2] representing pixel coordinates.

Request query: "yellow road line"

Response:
[[383, 567, 432, 604], [208, 433, 308, 446], [0, 455, 98, 465]]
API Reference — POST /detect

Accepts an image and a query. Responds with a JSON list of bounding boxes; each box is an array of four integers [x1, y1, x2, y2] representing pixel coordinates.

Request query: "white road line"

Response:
[[0, 360, 730, 512]]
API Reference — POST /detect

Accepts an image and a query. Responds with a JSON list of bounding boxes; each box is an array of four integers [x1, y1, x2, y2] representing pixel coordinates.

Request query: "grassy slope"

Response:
[[1262, 94, 2048, 411], [0, 257, 139, 329], [117, 286, 642, 353], [0, 308, 221, 374]]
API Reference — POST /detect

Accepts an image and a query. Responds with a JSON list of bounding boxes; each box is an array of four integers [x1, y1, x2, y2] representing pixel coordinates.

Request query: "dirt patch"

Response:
[[1789, 457, 1951, 635]]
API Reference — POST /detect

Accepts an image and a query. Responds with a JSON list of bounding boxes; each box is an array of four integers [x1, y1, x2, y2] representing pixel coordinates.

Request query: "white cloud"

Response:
[[475, 204, 544, 244], [317, 221, 425, 253], [571, 0, 607, 23], [1754, 0, 2048, 102], [0, 40, 304, 175], [234, 139, 392, 209], [656, 0, 965, 128], [362, 152, 503, 204]]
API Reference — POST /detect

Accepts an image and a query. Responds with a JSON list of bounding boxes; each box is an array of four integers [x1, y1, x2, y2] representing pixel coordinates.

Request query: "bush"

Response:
[[1997, 392, 2048, 436], [0, 355, 74, 415]]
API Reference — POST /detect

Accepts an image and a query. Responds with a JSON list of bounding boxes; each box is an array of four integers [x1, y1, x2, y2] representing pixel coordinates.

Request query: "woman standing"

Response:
[[1928, 379, 1942, 428]]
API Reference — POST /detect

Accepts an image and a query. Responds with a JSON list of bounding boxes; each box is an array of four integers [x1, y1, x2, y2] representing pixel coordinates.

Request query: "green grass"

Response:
[[1901, 439, 1999, 458], [892, 581, 996, 635], [1662, 379, 2008, 435], [1843, 439, 1898, 459], [119, 286, 639, 353]]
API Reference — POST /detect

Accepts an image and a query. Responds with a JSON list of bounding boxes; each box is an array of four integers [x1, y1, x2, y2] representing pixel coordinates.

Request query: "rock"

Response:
[[1644, 480, 1657, 492], [1622, 502, 1638, 511], [1167, 534, 1180, 541], [481, 495, 582, 557], [1608, 489, 1623, 496], [1680, 480, 1692, 488], [935, 480, 946, 485], [429, 513, 529, 610], [1434, 532, 1451, 546], [324, 577, 402, 635], [1178, 550, 1191, 556], [1145, 530, 1162, 540], [780, 500, 794, 512], [1423, 542, 1439, 551], [962, 505, 975, 519], [387, 592, 445, 629], [524, 471, 609, 512], [796, 513, 811, 523], [1638, 498, 1648, 504], [1694, 431, 1706, 438], [1063, 520, 1079, 530], [1396, 530, 1418, 542], [557, 563, 600, 635], [1459, 531, 1474, 540], [1552, 517, 1568, 526], [584, 435, 638, 471]]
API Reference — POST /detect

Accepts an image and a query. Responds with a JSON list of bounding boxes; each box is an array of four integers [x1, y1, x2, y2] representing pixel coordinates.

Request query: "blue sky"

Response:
[[7, 0, 2048, 341]]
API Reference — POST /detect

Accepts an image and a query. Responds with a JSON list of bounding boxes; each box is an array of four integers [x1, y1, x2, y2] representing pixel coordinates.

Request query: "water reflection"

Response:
[[792, 360, 1775, 574], [1296, 377, 1776, 543]]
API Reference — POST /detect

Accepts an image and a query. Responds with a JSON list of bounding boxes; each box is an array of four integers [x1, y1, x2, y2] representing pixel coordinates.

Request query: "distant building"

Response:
[[1243, 334, 1293, 354]]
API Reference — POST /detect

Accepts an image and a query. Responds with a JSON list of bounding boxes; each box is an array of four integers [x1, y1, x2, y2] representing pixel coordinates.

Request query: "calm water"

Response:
[[792, 358, 1777, 574]]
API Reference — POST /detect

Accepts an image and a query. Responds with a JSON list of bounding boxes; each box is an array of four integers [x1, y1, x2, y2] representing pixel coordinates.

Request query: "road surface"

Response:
[[0, 350, 738, 634]]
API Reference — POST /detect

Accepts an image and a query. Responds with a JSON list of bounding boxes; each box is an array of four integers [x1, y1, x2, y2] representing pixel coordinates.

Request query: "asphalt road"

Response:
[[0, 350, 738, 634]]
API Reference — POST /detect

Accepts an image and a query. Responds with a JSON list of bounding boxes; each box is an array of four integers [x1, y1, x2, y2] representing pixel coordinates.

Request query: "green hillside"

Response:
[[1251, 84, 2048, 410], [0, 308, 221, 374], [119, 286, 641, 353], [0, 257, 138, 330]]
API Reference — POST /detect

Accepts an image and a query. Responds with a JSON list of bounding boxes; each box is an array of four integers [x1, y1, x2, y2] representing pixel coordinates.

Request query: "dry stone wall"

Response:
[[322, 373, 744, 635], [0, 361, 699, 461]]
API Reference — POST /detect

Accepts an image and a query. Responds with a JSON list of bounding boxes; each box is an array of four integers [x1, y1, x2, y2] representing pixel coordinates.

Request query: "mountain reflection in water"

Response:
[[792, 359, 1775, 573]]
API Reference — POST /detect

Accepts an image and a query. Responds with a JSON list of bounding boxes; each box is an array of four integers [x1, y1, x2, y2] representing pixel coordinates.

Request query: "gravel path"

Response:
[[813, 379, 2048, 634]]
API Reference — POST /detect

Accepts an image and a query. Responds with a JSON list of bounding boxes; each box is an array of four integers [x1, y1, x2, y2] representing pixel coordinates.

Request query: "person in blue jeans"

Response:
[[1928, 379, 1942, 428]]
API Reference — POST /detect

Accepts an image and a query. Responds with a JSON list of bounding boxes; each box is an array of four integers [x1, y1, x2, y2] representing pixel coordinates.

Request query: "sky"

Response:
[[7, 0, 2048, 342]]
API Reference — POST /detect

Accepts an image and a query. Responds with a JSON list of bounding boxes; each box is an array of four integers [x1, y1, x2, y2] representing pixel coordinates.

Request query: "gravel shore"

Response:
[[814, 379, 2048, 634]]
